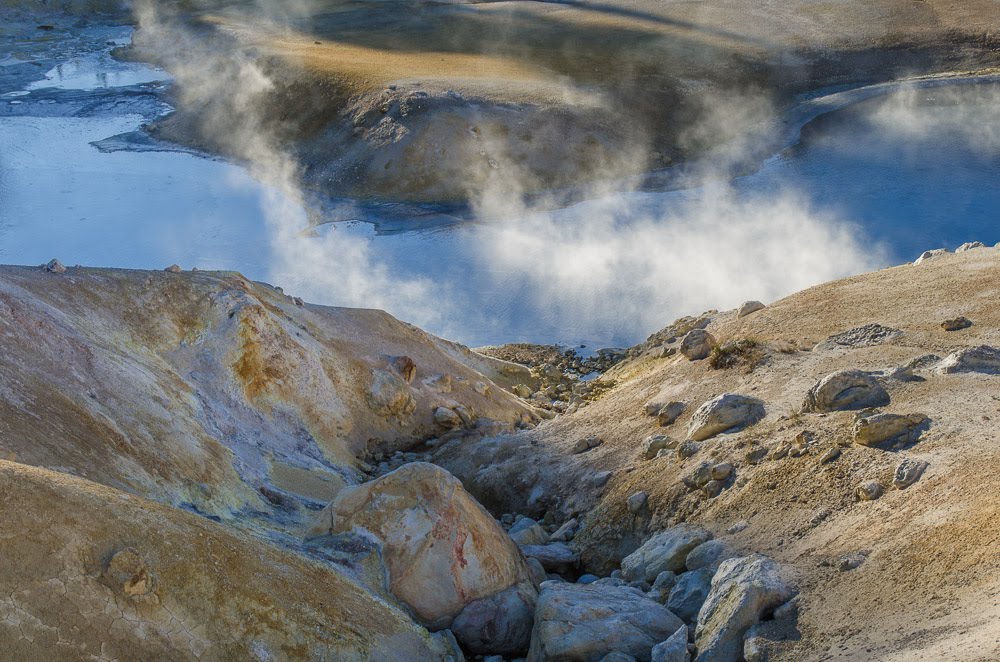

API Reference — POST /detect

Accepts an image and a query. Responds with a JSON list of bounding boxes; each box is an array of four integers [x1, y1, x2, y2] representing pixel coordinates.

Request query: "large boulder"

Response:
[[801, 370, 889, 412], [935, 346, 1000, 375], [852, 413, 929, 447], [367, 368, 416, 418], [694, 555, 795, 662], [528, 582, 685, 661], [688, 394, 765, 441], [680, 330, 716, 361], [307, 463, 536, 641], [621, 526, 713, 582]]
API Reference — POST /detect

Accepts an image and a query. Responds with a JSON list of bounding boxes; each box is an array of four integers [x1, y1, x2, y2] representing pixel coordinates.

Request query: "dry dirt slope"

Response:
[[435, 246, 1000, 660]]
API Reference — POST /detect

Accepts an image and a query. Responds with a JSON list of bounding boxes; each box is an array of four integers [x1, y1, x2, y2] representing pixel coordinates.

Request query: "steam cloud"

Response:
[[133, 1, 891, 347]]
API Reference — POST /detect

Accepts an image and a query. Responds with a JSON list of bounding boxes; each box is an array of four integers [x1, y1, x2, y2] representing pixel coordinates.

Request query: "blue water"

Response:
[[1, 29, 997, 347]]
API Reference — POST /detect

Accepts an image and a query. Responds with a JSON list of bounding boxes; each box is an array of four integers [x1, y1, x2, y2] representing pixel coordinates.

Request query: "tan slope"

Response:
[[0, 459, 452, 660]]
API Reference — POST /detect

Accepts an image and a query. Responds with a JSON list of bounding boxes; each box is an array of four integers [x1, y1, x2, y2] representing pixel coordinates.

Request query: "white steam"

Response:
[[133, 1, 893, 346]]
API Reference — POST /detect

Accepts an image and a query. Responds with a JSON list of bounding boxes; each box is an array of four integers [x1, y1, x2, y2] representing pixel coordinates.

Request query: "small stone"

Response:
[[592, 470, 613, 488], [573, 436, 603, 454], [433, 406, 463, 429], [737, 301, 765, 318], [744, 447, 768, 464], [643, 435, 677, 460], [893, 458, 929, 489], [727, 521, 749, 534], [802, 370, 889, 412], [770, 445, 790, 461], [685, 540, 729, 571], [855, 481, 884, 501], [513, 384, 533, 398], [657, 402, 687, 427], [627, 491, 649, 514], [702, 480, 724, 498], [689, 463, 714, 488], [677, 440, 700, 459], [550, 518, 579, 542], [941, 316, 973, 331], [819, 448, 841, 464], [44, 259, 66, 274], [101, 548, 152, 597], [711, 463, 733, 481], [688, 394, 766, 441], [164, 264, 182, 273], [838, 551, 867, 571]]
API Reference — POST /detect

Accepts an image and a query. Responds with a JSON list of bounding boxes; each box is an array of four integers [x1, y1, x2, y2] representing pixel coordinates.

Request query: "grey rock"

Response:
[[511, 522, 550, 546], [802, 370, 889, 413], [527, 557, 547, 586], [688, 394, 765, 441], [434, 406, 463, 429], [644, 435, 677, 460], [432, 629, 465, 662], [711, 463, 733, 481], [853, 413, 929, 447], [913, 248, 949, 264], [818, 447, 841, 464], [44, 259, 66, 274], [814, 324, 901, 351], [677, 441, 700, 459], [451, 583, 536, 655], [651, 625, 690, 662], [574, 436, 603, 454], [680, 329, 716, 361], [936, 346, 1000, 375], [578, 574, 600, 584], [528, 582, 685, 662], [164, 264, 182, 273], [727, 521, 749, 535], [694, 555, 795, 662], [668, 567, 715, 622], [601, 653, 638, 662], [855, 481, 884, 501], [838, 551, 867, 572], [520, 543, 578, 572], [685, 540, 730, 571], [893, 458, 929, 489], [621, 526, 713, 583], [702, 480, 725, 499], [367, 369, 416, 418], [628, 491, 649, 514], [592, 470, 613, 489], [737, 301, 765, 318], [550, 518, 579, 542]]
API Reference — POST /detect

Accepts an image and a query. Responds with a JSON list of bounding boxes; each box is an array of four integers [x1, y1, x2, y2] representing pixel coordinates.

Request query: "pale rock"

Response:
[[643, 435, 676, 460], [737, 301, 765, 318], [802, 370, 889, 412], [935, 346, 1000, 375], [913, 248, 949, 264], [306, 463, 535, 632], [656, 402, 686, 427], [853, 413, 929, 447], [680, 329, 716, 361], [367, 369, 416, 418], [855, 481, 884, 501], [955, 241, 985, 252], [621, 526, 713, 583], [164, 264, 182, 273], [528, 582, 685, 662], [694, 555, 795, 662], [688, 394, 765, 441]]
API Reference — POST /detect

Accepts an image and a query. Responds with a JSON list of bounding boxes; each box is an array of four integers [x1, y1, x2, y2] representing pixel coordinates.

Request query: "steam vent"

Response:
[[0, 0, 998, 659]]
